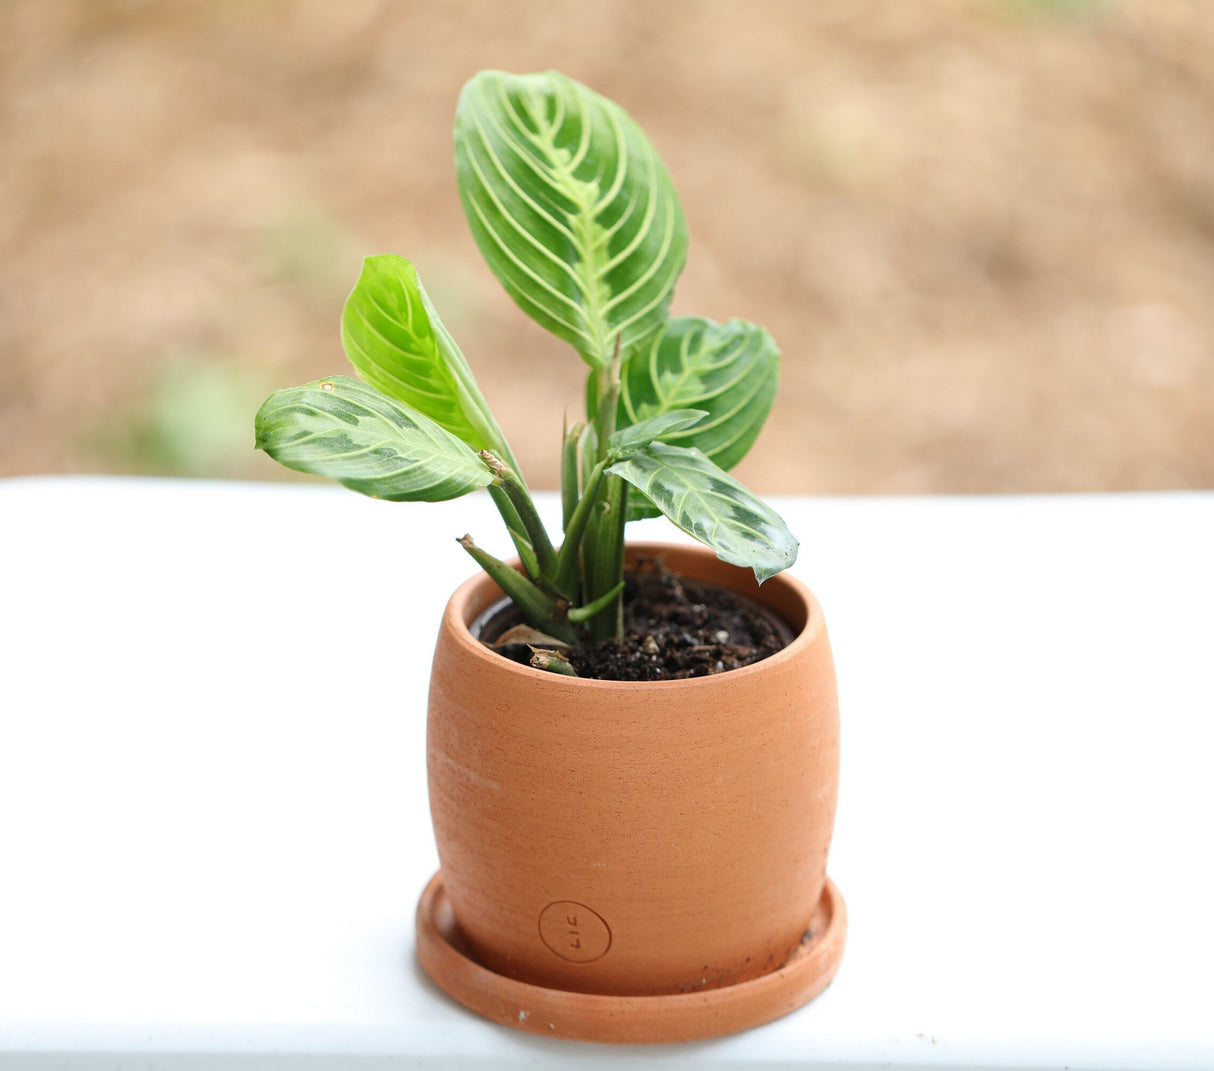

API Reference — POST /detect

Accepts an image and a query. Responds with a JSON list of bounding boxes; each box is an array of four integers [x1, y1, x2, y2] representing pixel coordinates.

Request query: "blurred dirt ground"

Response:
[[2, 0, 1212, 494]]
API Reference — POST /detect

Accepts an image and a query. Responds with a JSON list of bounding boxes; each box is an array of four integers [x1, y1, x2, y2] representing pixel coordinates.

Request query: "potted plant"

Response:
[[255, 69, 844, 1044]]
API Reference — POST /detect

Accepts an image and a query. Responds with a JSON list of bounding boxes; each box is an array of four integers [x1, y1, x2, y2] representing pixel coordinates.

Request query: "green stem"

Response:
[[594, 343, 622, 463], [561, 417, 584, 532], [582, 473, 628, 642], [457, 536, 576, 645], [480, 451, 559, 584], [553, 457, 608, 596], [567, 580, 625, 624], [581, 338, 628, 640], [487, 485, 538, 578]]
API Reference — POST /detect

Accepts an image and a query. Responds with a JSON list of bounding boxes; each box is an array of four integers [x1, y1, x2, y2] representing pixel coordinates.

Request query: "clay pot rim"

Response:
[[444, 541, 824, 691]]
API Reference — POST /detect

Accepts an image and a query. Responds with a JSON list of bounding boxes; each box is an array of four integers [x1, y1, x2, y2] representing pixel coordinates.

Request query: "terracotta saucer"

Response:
[[415, 871, 846, 1044]]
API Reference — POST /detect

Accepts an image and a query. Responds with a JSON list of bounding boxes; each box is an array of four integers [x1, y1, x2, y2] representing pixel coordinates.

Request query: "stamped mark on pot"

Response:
[[538, 901, 612, 963]]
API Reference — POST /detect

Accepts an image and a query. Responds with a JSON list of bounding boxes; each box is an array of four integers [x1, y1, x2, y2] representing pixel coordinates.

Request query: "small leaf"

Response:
[[608, 443, 797, 582], [455, 70, 687, 368], [607, 408, 706, 456], [341, 254, 509, 455], [620, 316, 779, 472], [255, 376, 493, 502]]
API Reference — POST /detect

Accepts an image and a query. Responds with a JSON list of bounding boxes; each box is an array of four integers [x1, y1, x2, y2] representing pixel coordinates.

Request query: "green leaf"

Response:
[[455, 69, 687, 369], [340, 254, 510, 458], [620, 316, 779, 472], [255, 376, 493, 502], [607, 408, 706, 456], [608, 443, 797, 583]]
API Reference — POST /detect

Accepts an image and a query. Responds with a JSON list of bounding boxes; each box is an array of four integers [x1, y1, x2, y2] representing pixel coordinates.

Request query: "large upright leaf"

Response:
[[608, 443, 797, 583], [254, 376, 493, 502], [620, 316, 779, 472], [340, 254, 510, 458], [455, 70, 687, 369]]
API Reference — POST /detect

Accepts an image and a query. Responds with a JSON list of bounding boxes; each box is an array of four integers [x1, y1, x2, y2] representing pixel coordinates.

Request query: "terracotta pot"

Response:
[[416, 543, 845, 1042]]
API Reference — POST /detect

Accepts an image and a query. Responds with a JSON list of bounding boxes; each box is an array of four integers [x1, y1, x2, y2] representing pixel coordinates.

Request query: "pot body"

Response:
[[426, 544, 839, 997]]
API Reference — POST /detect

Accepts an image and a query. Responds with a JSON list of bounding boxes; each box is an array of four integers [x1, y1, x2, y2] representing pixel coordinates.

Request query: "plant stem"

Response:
[[554, 457, 608, 596], [581, 335, 628, 640], [456, 535, 576, 645], [582, 473, 628, 642], [480, 451, 560, 586], [567, 580, 624, 623], [561, 416, 583, 532], [487, 485, 539, 578], [593, 336, 623, 462]]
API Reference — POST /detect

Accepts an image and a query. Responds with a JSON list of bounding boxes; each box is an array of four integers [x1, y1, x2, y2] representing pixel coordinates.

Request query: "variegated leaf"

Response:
[[607, 408, 706, 456], [340, 254, 510, 457], [608, 443, 797, 582], [455, 69, 687, 368], [620, 316, 779, 471], [254, 376, 492, 502]]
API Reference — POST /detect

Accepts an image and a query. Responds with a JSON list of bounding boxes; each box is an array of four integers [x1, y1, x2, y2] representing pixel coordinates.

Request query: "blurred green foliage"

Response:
[[1000, 0, 1114, 20], [85, 352, 273, 478]]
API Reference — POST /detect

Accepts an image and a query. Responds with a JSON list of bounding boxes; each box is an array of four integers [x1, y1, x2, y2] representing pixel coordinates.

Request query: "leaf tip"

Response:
[[751, 541, 799, 585]]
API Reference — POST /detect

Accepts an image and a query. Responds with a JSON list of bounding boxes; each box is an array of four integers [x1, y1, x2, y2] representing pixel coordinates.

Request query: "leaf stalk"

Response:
[[457, 536, 577, 645], [480, 451, 560, 585]]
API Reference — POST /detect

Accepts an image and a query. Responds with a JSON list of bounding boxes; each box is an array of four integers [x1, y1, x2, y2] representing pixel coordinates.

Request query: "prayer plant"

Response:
[[255, 69, 797, 648]]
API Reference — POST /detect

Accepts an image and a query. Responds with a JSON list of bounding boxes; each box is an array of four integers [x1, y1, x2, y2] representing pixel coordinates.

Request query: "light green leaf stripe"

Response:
[[608, 443, 797, 583], [455, 70, 687, 368], [340, 255, 514, 462], [620, 316, 779, 472], [254, 376, 493, 503]]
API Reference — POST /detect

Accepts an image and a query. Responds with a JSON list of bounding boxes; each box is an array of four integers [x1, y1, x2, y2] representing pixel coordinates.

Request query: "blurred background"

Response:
[[2, 0, 1212, 495]]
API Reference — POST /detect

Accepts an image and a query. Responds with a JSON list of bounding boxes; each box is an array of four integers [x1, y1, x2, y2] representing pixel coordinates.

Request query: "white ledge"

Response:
[[1, 477, 1212, 1069]]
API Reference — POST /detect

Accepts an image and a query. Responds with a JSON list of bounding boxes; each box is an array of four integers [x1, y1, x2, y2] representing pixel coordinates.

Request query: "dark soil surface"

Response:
[[483, 558, 791, 681], [570, 560, 791, 681]]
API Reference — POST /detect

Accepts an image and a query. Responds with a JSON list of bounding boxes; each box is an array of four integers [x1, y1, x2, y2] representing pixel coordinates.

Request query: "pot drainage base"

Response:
[[415, 871, 846, 1044]]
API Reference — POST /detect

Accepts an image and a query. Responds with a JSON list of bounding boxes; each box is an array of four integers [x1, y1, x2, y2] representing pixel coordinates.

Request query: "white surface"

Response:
[[1, 476, 1211, 1070]]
